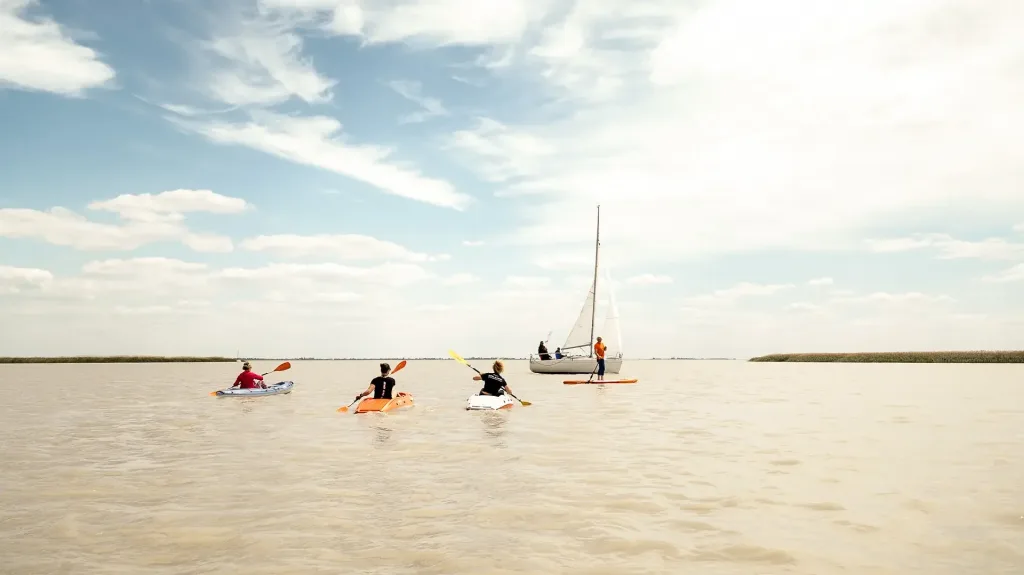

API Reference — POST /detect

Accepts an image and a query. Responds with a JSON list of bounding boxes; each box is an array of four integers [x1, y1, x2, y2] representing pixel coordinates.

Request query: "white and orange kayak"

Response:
[[563, 378, 638, 385], [466, 394, 515, 410], [354, 392, 414, 413]]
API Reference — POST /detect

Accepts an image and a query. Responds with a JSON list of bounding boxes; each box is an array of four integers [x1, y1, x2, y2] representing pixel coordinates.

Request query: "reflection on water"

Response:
[[0, 359, 1021, 574]]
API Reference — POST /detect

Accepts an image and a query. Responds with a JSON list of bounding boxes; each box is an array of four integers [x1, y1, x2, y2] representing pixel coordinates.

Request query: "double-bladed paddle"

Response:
[[448, 349, 531, 406]]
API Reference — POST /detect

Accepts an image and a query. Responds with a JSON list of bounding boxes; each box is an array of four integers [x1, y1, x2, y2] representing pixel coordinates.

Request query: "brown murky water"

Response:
[[0, 359, 1021, 574]]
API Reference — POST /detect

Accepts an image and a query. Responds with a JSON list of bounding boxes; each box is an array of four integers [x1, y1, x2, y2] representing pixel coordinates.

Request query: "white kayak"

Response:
[[466, 394, 515, 410], [214, 381, 294, 397]]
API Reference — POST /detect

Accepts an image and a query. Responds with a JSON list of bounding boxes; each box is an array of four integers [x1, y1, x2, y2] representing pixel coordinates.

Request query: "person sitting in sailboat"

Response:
[[554, 347, 563, 359], [537, 340, 551, 360]]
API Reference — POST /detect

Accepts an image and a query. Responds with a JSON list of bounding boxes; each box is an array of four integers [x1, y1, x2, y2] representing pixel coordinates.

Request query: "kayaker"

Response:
[[594, 337, 606, 381], [231, 361, 266, 389], [473, 360, 513, 397], [354, 362, 397, 402]]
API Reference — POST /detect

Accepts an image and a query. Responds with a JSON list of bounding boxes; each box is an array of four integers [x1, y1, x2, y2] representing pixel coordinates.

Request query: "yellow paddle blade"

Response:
[[337, 406, 350, 412], [448, 349, 468, 366], [519, 400, 532, 406]]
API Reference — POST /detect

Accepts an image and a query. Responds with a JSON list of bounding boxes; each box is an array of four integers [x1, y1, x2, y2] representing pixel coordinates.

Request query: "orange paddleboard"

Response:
[[563, 379, 638, 385], [354, 392, 414, 413]]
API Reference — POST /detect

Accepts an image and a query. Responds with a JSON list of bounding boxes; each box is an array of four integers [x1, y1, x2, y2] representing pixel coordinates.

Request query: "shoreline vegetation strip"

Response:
[[748, 351, 1024, 363]]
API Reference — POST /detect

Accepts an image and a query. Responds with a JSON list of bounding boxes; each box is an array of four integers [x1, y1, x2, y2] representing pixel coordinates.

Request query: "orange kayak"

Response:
[[563, 379, 638, 385], [354, 392, 414, 413]]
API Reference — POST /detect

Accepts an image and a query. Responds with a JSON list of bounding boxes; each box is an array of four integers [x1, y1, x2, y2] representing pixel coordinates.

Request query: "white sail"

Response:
[[599, 268, 623, 358], [561, 280, 595, 353]]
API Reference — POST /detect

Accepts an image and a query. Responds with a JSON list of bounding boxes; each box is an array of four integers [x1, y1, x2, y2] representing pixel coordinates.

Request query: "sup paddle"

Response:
[[337, 360, 407, 412], [210, 361, 292, 395], [448, 349, 531, 406]]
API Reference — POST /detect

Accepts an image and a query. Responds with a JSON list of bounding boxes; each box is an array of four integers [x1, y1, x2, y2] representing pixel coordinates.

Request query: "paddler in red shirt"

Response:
[[231, 361, 267, 389]]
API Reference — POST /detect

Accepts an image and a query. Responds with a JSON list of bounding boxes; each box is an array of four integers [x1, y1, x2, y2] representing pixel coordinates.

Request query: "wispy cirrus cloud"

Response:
[[240, 233, 450, 262], [174, 110, 471, 210], [439, 0, 1024, 269], [865, 231, 1024, 260], [388, 80, 448, 124]]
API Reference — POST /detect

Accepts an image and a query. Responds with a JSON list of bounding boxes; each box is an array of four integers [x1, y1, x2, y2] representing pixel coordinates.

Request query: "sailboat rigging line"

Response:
[[589, 204, 600, 358]]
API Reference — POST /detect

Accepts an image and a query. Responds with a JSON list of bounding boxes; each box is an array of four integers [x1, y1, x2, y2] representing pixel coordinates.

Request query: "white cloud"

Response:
[[90, 189, 249, 221], [177, 110, 471, 210], [0, 0, 115, 96], [388, 80, 448, 124], [439, 0, 1024, 267], [240, 233, 448, 262], [866, 233, 1024, 260], [0, 264, 53, 294], [504, 275, 550, 289], [259, 0, 550, 46], [462, 240, 484, 247], [0, 190, 246, 252], [441, 272, 479, 286], [808, 277, 834, 286], [1015, 223, 1024, 233], [683, 282, 795, 306], [829, 291, 955, 306], [980, 264, 1024, 283], [626, 273, 672, 285], [201, 14, 335, 107], [219, 261, 432, 288]]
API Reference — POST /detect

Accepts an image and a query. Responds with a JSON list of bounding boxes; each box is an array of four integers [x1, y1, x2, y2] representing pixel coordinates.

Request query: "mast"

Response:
[[589, 205, 600, 357]]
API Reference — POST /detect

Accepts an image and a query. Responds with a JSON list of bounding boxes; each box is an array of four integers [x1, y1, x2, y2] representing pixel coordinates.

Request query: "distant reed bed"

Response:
[[0, 356, 236, 364], [749, 351, 1024, 363]]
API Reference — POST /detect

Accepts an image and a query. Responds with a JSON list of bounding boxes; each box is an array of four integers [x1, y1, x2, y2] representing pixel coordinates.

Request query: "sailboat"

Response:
[[529, 205, 624, 375]]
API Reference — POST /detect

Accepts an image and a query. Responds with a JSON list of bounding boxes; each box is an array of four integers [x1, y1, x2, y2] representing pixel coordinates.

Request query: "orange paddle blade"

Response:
[[273, 361, 291, 372], [391, 360, 407, 374]]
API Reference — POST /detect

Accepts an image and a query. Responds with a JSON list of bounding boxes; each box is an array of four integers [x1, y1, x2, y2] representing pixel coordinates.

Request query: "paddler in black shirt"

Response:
[[354, 362, 397, 402], [473, 360, 514, 396]]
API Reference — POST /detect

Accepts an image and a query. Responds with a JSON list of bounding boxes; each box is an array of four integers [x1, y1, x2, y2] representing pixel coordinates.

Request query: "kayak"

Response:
[[563, 379, 638, 385], [466, 394, 515, 410], [214, 381, 295, 396], [355, 392, 414, 413]]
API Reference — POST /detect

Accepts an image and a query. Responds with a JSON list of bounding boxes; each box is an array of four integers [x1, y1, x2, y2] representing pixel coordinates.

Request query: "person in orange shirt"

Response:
[[593, 336, 606, 380]]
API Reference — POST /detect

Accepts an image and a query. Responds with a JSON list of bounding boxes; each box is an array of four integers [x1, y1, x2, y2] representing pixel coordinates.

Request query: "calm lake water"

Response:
[[0, 359, 1021, 574]]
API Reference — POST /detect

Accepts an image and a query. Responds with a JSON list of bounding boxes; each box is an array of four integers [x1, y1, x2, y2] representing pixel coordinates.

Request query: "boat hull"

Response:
[[214, 381, 294, 396], [355, 392, 414, 413], [466, 394, 515, 410], [528, 355, 622, 375]]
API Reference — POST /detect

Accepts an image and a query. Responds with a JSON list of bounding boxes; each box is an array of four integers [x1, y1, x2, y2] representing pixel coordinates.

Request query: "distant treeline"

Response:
[[749, 351, 1024, 363], [0, 356, 236, 364]]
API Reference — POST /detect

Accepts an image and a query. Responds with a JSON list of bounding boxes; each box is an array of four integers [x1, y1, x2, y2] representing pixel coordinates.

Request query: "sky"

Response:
[[1, 0, 1022, 359]]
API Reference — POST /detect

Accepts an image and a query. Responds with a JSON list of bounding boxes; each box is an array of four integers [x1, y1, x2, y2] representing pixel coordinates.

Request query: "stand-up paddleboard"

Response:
[[354, 392, 414, 413], [213, 381, 295, 396], [466, 394, 515, 410], [563, 378, 638, 385]]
